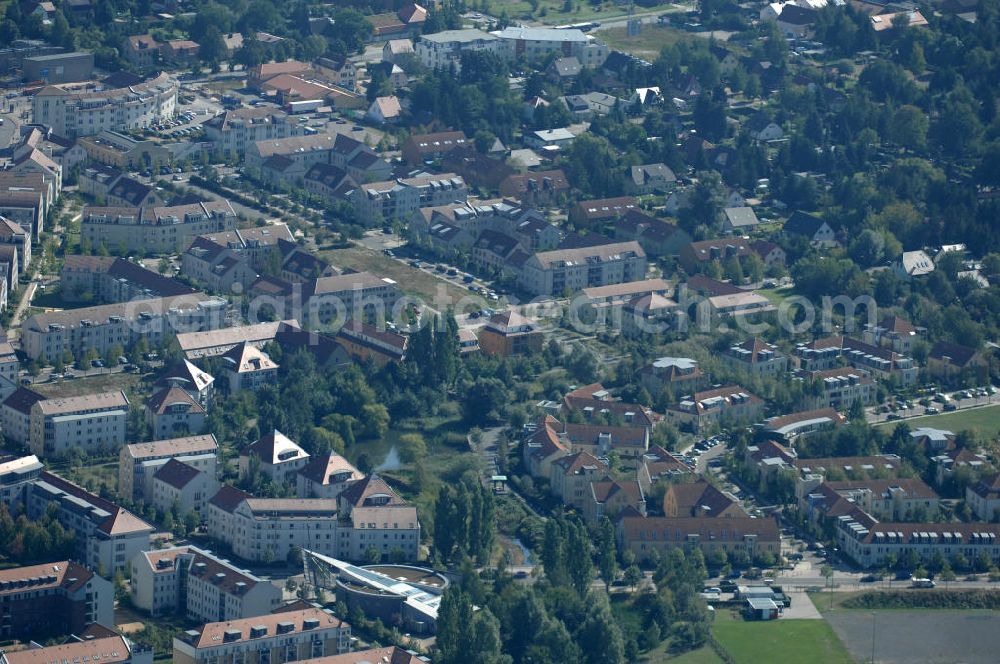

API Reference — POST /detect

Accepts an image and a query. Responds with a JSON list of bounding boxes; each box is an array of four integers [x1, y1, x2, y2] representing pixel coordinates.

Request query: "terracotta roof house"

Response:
[[145, 386, 206, 441], [928, 341, 990, 383], [585, 478, 646, 526], [221, 342, 278, 393], [297, 453, 363, 500], [617, 514, 780, 563], [663, 478, 745, 518]]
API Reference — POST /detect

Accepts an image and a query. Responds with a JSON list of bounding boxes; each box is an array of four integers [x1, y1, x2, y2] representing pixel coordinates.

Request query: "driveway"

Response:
[[781, 590, 823, 619]]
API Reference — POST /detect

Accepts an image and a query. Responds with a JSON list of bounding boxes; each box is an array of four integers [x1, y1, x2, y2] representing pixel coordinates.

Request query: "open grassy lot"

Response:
[[601, 23, 704, 58], [665, 646, 725, 664], [489, 0, 675, 24], [712, 614, 854, 664], [319, 245, 477, 307], [875, 403, 1000, 438], [33, 371, 144, 399]]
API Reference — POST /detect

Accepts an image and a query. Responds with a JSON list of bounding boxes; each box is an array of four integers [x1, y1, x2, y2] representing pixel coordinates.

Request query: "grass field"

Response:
[[485, 0, 676, 24], [601, 23, 704, 57], [875, 403, 1000, 437], [319, 245, 477, 307], [34, 371, 144, 399], [712, 615, 854, 664], [666, 646, 726, 663]]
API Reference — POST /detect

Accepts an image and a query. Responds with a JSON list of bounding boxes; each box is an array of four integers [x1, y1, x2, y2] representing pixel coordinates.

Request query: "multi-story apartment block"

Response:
[[348, 174, 468, 225], [666, 385, 765, 433], [835, 511, 1000, 569], [225, 498, 342, 562], [415, 29, 503, 70], [119, 434, 219, 503], [76, 130, 172, 170], [203, 108, 296, 156], [798, 367, 876, 410], [296, 453, 363, 500], [967, 473, 1000, 521], [0, 339, 19, 400], [221, 342, 279, 394], [151, 458, 217, 515], [1, 626, 152, 664], [585, 478, 646, 527], [131, 545, 282, 620], [173, 607, 351, 664], [0, 206, 35, 267], [638, 356, 707, 395], [29, 390, 129, 458], [862, 315, 920, 354], [617, 515, 780, 564], [518, 241, 647, 296], [239, 430, 310, 485], [336, 476, 421, 562], [247, 133, 391, 185], [793, 336, 918, 386], [206, 485, 253, 549], [32, 73, 178, 138], [477, 311, 544, 356], [81, 200, 238, 254], [491, 27, 609, 67], [0, 454, 43, 509], [799, 477, 940, 522], [549, 451, 609, 512], [28, 471, 154, 575], [0, 388, 45, 447], [146, 386, 207, 440], [282, 273, 400, 328], [156, 360, 216, 410], [181, 224, 296, 293], [20, 293, 227, 361], [724, 338, 789, 377], [334, 319, 407, 367], [61, 255, 197, 304], [0, 561, 114, 640]]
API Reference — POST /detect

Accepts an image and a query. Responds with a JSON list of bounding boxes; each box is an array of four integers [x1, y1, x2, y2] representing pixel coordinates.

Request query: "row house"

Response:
[[793, 336, 918, 386]]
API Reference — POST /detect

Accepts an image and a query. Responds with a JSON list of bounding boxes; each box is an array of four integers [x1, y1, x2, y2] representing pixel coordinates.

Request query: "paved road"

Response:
[[7, 281, 38, 339]]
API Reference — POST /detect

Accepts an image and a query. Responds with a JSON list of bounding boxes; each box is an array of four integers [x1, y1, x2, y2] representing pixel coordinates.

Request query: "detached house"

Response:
[[783, 210, 837, 247], [927, 341, 990, 383], [626, 163, 678, 195]]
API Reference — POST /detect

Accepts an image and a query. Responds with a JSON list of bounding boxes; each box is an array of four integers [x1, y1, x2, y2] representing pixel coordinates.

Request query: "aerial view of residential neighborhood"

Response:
[[1, 0, 1000, 661]]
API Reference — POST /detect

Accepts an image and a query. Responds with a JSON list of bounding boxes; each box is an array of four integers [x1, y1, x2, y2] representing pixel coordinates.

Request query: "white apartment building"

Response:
[[415, 29, 502, 70], [81, 200, 238, 254], [32, 73, 178, 138], [835, 514, 1000, 569], [724, 338, 789, 377], [28, 471, 154, 575], [152, 459, 219, 515], [0, 388, 45, 447], [263, 273, 401, 328], [203, 108, 296, 156], [348, 174, 468, 225], [0, 340, 18, 401], [210, 480, 421, 564], [119, 434, 219, 503], [296, 453, 363, 500], [800, 367, 876, 410], [131, 545, 282, 620], [518, 241, 647, 296], [221, 342, 279, 393], [29, 390, 129, 458], [0, 454, 43, 510], [224, 498, 342, 563], [491, 26, 609, 67], [20, 293, 227, 361], [173, 607, 351, 664], [239, 430, 310, 485]]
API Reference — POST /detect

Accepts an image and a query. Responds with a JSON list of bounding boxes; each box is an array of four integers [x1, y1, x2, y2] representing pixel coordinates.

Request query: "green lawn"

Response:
[[666, 646, 726, 664], [756, 286, 795, 307], [713, 616, 854, 664], [487, 0, 677, 25], [875, 403, 1000, 438]]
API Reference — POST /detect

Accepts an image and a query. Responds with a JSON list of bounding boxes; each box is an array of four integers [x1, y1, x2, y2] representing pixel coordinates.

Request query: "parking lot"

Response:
[[867, 386, 997, 424]]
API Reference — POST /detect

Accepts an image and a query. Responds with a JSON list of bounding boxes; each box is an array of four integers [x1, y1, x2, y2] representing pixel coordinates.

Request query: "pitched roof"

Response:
[[783, 210, 828, 236], [146, 386, 205, 415], [222, 341, 278, 373], [665, 479, 743, 517], [618, 514, 779, 542], [929, 340, 979, 367], [551, 451, 608, 477], [245, 430, 308, 465], [2, 387, 45, 415], [337, 475, 406, 508], [124, 435, 218, 460], [156, 359, 215, 392], [153, 459, 202, 490], [563, 422, 648, 450], [591, 478, 644, 505], [298, 454, 362, 486], [0, 561, 93, 597], [209, 485, 253, 513], [186, 607, 347, 649]]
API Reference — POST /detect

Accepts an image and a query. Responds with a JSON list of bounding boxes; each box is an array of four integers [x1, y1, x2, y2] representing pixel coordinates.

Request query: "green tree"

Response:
[[597, 517, 619, 590]]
